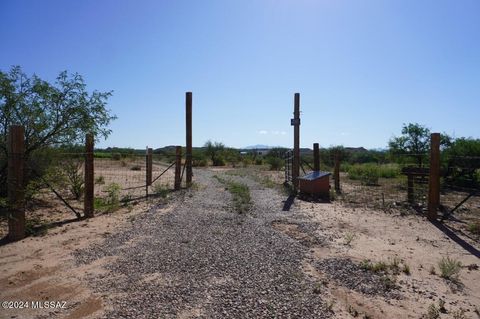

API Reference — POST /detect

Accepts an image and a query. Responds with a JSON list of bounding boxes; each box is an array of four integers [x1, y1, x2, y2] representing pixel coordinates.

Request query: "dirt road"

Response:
[[74, 168, 331, 318], [1, 167, 479, 318]]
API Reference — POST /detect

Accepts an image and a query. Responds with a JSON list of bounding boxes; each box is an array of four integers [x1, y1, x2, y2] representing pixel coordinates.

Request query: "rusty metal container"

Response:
[[298, 171, 331, 199]]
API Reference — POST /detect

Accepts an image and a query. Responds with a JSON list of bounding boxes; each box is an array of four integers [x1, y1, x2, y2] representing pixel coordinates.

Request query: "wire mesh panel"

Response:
[[150, 154, 176, 196], [25, 149, 86, 219], [284, 150, 293, 183], [334, 154, 429, 212], [94, 154, 147, 202], [441, 154, 480, 219]]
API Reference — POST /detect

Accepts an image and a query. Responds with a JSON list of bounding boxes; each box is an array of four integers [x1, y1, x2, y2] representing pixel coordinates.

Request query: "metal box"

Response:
[[298, 171, 331, 199]]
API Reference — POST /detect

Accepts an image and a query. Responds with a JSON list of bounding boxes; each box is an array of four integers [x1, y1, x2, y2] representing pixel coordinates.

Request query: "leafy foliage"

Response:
[[0, 66, 115, 195], [204, 140, 225, 166], [61, 158, 85, 200], [389, 123, 431, 167], [443, 138, 480, 187]]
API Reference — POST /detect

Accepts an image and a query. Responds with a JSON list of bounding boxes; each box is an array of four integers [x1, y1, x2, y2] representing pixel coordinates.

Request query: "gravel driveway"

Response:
[[75, 168, 331, 318]]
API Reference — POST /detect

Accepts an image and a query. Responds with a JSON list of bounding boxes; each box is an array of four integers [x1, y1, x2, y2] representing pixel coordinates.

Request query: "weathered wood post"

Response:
[[186, 92, 193, 187], [428, 133, 440, 220], [174, 146, 182, 190], [292, 93, 300, 190], [8, 125, 25, 240], [84, 133, 94, 218], [313, 143, 320, 171], [334, 151, 341, 193], [146, 147, 153, 196]]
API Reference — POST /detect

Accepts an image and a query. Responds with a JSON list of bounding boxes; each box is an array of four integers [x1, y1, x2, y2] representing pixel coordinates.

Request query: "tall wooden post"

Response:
[[146, 147, 153, 197], [292, 93, 300, 190], [428, 133, 440, 220], [334, 151, 340, 193], [84, 134, 94, 218], [313, 143, 320, 171], [174, 146, 182, 190], [186, 92, 193, 187], [8, 125, 25, 240]]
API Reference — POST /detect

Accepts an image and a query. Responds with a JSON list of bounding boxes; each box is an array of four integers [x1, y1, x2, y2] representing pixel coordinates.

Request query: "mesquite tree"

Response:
[[0, 66, 116, 196]]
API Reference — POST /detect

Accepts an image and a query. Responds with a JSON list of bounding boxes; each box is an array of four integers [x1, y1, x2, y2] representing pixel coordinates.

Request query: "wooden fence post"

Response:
[[7, 125, 25, 241], [84, 134, 94, 218], [175, 146, 182, 190], [428, 133, 440, 220], [186, 92, 193, 187], [334, 151, 341, 193], [292, 93, 300, 190], [313, 143, 320, 171], [146, 148, 153, 197]]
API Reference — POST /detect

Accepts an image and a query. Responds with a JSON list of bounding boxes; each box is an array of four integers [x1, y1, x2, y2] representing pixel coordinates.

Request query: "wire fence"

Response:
[[20, 150, 177, 219], [327, 154, 430, 212], [440, 155, 480, 218]]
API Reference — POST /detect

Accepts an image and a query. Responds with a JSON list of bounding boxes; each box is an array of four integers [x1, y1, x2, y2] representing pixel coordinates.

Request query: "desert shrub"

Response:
[[347, 164, 380, 185], [153, 183, 170, 198], [191, 149, 208, 167], [105, 183, 121, 204], [242, 157, 253, 167], [266, 157, 283, 171], [204, 140, 225, 166], [25, 215, 51, 237], [467, 222, 480, 235], [193, 158, 208, 167], [93, 152, 111, 159], [112, 153, 122, 160], [443, 138, 480, 188], [95, 175, 105, 185], [425, 303, 440, 319], [95, 183, 121, 213], [268, 147, 288, 159], [212, 157, 226, 166], [222, 148, 241, 167], [346, 163, 400, 185], [438, 256, 462, 281], [255, 158, 263, 165], [61, 159, 85, 200]]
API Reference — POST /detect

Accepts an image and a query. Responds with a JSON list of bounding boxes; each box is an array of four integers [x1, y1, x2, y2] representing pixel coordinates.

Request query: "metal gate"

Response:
[[284, 150, 293, 183]]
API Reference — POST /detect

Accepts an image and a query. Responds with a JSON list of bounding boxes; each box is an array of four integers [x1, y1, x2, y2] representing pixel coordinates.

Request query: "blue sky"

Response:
[[1, 0, 479, 149]]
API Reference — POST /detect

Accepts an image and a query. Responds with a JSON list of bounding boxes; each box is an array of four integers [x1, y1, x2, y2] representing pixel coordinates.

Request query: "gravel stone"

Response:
[[74, 169, 332, 318]]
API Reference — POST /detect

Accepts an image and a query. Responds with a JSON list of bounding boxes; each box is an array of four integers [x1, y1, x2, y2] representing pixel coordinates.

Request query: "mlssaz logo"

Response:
[[31, 301, 67, 309]]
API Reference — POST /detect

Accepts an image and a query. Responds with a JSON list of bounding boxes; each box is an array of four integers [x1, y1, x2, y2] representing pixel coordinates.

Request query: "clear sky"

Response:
[[1, 0, 479, 149]]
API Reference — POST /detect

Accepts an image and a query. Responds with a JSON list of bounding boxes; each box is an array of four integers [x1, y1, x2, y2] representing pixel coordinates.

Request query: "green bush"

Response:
[[347, 164, 380, 185], [61, 159, 85, 200], [193, 158, 208, 167], [95, 183, 121, 213], [346, 163, 400, 185], [153, 183, 170, 198], [255, 158, 263, 165], [95, 175, 105, 185], [212, 157, 226, 166], [266, 157, 283, 171], [105, 183, 121, 205], [438, 256, 462, 281]]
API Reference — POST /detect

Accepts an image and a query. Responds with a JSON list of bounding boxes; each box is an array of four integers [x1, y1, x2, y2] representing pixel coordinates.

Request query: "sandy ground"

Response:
[[0, 166, 479, 318], [0, 200, 170, 319], [296, 202, 480, 318]]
